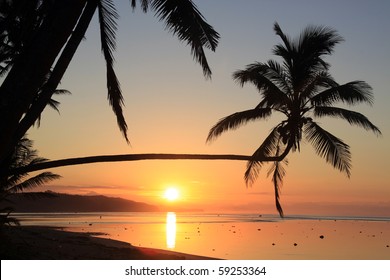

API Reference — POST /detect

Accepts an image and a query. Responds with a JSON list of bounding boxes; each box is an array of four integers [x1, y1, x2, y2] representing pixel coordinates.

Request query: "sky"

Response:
[[28, 0, 390, 216]]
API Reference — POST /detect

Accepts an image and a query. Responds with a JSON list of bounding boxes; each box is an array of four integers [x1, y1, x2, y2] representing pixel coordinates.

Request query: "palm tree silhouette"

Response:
[[0, 138, 60, 226], [0, 0, 219, 168], [0, 0, 220, 218], [207, 22, 381, 217], [3, 20, 382, 219]]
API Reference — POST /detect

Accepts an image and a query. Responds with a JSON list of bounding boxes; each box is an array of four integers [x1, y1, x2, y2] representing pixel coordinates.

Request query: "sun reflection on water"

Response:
[[166, 212, 176, 249]]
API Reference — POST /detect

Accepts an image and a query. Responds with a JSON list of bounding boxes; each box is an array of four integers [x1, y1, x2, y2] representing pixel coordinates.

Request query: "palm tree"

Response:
[[206, 22, 381, 217], [0, 0, 53, 76], [0, 138, 60, 226], [0, 0, 219, 171]]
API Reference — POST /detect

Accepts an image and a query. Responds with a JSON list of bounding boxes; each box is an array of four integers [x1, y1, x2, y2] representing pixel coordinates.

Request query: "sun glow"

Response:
[[164, 187, 180, 201]]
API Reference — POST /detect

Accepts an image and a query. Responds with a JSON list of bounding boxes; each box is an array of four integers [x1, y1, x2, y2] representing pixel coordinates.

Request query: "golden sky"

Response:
[[29, 0, 390, 216]]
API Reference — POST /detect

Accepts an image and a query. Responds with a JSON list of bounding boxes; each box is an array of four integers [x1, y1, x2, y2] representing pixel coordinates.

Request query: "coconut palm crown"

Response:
[[0, 137, 60, 226], [207, 22, 381, 217]]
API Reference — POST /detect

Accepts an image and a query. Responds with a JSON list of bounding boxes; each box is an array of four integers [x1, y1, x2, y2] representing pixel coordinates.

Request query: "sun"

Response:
[[164, 187, 180, 201]]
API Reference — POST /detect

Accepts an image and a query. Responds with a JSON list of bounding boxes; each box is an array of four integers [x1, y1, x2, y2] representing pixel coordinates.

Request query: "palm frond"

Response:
[[0, 207, 20, 226], [34, 89, 71, 126], [304, 121, 351, 177], [130, 0, 149, 12], [267, 156, 288, 217], [47, 99, 60, 112], [299, 71, 337, 100], [3, 137, 55, 191], [206, 108, 272, 143], [10, 138, 48, 167], [52, 89, 71, 95], [9, 138, 35, 168], [28, 156, 49, 165], [233, 62, 291, 108], [97, 0, 118, 64], [8, 172, 61, 194], [97, 0, 129, 143], [273, 22, 343, 88], [1, 137, 60, 226], [2, 174, 27, 191], [264, 59, 292, 94], [314, 106, 382, 135], [244, 127, 281, 185], [151, 0, 220, 78], [0, 60, 12, 76], [297, 24, 343, 67], [272, 22, 293, 61], [311, 81, 374, 106]]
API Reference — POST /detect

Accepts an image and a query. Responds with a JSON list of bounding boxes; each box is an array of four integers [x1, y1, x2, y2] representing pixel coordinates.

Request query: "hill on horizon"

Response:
[[0, 191, 159, 212]]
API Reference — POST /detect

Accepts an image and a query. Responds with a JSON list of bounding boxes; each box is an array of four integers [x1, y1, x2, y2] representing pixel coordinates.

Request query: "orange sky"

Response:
[[28, 1, 390, 217]]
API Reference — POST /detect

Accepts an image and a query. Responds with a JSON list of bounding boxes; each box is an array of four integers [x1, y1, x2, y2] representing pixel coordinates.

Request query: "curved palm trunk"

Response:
[[11, 154, 252, 175], [8, 152, 294, 176]]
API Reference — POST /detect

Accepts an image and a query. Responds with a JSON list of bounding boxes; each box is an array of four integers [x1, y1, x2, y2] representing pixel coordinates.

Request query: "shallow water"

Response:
[[13, 212, 390, 259]]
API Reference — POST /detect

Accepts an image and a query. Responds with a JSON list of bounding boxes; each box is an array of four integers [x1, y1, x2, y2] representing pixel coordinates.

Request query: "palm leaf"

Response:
[[233, 62, 291, 108], [267, 156, 288, 217], [266, 59, 292, 94], [0, 207, 20, 226], [97, 0, 129, 143], [36, 89, 71, 127], [304, 121, 351, 177], [299, 71, 337, 100], [311, 81, 374, 106], [28, 156, 49, 165], [244, 126, 281, 185], [206, 108, 272, 142], [296, 24, 343, 70], [0, 60, 13, 77], [131, 0, 149, 12], [298, 24, 343, 53], [272, 22, 293, 69], [314, 106, 382, 135], [273, 22, 343, 88], [3, 174, 26, 190], [151, 0, 219, 78], [8, 138, 35, 168], [8, 172, 61, 194]]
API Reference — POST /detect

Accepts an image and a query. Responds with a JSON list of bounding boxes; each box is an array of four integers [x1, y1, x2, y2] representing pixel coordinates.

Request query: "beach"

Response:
[[0, 225, 215, 260], [1, 213, 389, 260]]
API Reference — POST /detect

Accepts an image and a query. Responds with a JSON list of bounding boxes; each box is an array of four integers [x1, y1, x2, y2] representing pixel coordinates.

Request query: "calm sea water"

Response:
[[12, 212, 390, 259]]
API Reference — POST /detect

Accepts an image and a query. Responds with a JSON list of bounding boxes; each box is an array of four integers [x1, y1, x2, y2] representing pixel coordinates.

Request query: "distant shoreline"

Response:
[[1, 192, 202, 213], [11, 211, 390, 222]]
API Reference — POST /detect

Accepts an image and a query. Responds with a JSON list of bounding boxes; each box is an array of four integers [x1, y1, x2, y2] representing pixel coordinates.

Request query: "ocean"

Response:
[[12, 212, 390, 259]]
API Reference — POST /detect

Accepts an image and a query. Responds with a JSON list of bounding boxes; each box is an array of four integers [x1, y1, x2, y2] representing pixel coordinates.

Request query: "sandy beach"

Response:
[[0, 225, 216, 260], [2, 213, 389, 260]]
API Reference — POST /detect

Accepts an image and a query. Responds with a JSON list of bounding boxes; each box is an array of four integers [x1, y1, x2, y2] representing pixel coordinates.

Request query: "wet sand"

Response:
[[66, 218, 389, 259], [3, 216, 389, 260], [0, 225, 216, 260]]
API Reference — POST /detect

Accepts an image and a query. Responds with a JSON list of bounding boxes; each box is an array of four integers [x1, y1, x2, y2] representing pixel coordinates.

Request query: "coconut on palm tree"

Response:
[[207, 22, 381, 217]]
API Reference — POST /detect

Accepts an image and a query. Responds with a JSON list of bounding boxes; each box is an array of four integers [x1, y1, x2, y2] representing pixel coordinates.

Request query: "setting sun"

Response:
[[164, 187, 180, 201]]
